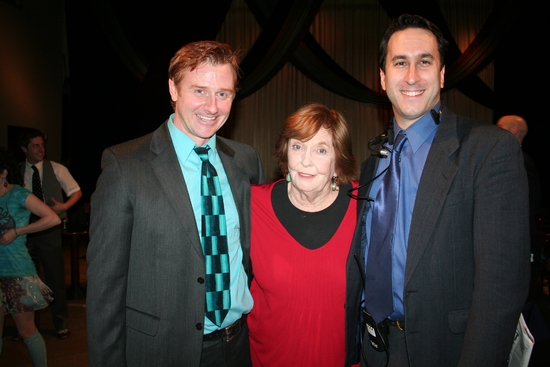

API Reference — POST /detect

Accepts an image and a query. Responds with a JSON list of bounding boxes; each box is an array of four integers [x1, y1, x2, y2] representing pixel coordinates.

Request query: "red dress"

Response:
[[248, 181, 358, 367]]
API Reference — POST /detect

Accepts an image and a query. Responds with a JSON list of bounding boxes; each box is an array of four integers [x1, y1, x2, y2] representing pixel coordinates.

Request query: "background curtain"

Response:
[[217, 0, 495, 181]]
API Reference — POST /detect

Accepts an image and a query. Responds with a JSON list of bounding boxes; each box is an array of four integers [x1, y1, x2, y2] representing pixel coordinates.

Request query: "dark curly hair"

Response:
[[0, 147, 23, 186]]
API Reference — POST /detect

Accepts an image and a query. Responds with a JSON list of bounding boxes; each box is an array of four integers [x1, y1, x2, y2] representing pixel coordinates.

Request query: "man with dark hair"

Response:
[[18, 128, 82, 340], [86, 40, 265, 367], [345, 14, 529, 367]]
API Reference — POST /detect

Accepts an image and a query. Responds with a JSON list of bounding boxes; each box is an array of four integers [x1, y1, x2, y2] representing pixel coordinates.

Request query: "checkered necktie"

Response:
[[194, 146, 230, 326], [31, 165, 44, 202]]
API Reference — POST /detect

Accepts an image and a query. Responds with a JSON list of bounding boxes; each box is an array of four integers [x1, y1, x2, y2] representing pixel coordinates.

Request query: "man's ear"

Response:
[[380, 68, 386, 91], [168, 79, 178, 102]]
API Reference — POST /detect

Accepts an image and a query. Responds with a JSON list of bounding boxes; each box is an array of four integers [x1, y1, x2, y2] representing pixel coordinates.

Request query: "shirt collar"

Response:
[[26, 160, 43, 169], [393, 101, 441, 153], [168, 113, 218, 162]]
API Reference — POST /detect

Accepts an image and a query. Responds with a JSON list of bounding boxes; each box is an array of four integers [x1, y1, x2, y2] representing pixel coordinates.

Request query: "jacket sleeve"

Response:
[[458, 131, 530, 366], [86, 147, 132, 367]]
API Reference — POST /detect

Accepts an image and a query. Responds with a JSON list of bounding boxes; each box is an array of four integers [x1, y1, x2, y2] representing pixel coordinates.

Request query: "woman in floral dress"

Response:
[[0, 147, 61, 367]]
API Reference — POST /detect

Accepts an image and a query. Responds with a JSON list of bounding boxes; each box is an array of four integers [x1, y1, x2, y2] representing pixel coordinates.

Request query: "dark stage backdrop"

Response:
[[60, 0, 549, 213], [0, 0, 550, 213]]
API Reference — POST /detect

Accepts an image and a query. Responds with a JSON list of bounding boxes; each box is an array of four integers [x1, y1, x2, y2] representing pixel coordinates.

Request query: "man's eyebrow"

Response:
[[218, 88, 234, 93], [390, 55, 408, 62], [391, 52, 434, 62], [419, 52, 435, 59]]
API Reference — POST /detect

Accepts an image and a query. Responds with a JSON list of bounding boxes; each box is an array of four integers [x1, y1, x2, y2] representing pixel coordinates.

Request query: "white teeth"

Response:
[[402, 91, 423, 96], [197, 114, 215, 121]]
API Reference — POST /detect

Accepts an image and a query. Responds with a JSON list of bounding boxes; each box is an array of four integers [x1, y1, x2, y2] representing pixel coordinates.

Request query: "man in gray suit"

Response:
[[86, 40, 266, 367], [344, 14, 530, 367]]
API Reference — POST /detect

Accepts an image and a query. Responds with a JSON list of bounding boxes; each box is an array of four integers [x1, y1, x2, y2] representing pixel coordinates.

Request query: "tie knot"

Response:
[[194, 146, 210, 162], [392, 132, 407, 153], [31, 165, 39, 173]]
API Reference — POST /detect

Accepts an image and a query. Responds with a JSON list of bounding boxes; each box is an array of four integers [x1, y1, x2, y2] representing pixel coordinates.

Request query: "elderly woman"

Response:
[[0, 147, 60, 367], [248, 103, 359, 367]]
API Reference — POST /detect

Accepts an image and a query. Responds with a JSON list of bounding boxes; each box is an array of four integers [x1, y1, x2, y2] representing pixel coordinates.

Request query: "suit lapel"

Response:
[[149, 121, 204, 258], [350, 155, 380, 273], [404, 108, 460, 285], [216, 138, 246, 208], [216, 137, 253, 273], [357, 156, 379, 216]]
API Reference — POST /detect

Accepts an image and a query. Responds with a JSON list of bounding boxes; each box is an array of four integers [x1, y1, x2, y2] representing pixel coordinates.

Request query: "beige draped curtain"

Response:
[[217, 0, 494, 182]]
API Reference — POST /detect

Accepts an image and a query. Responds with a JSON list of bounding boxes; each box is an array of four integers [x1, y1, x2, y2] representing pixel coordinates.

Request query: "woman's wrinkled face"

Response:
[[287, 127, 336, 195]]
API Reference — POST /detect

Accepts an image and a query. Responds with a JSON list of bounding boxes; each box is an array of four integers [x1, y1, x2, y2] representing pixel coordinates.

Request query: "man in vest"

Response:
[[18, 128, 82, 340]]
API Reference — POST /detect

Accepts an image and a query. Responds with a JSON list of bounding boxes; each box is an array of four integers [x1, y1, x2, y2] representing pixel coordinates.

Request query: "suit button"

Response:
[[197, 277, 205, 284], [196, 323, 203, 330]]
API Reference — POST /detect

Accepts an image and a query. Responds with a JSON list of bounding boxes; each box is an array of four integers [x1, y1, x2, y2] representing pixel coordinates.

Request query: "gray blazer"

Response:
[[86, 121, 266, 367], [344, 107, 530, 367]]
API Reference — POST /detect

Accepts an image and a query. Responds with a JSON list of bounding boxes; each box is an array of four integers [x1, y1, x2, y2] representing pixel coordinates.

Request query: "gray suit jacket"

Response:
[[344, 107, 530, 367], [86, 121, 266, 367]]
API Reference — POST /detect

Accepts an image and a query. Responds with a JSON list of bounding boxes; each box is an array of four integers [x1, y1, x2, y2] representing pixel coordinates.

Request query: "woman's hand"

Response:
[[0, 228, 17, 246]]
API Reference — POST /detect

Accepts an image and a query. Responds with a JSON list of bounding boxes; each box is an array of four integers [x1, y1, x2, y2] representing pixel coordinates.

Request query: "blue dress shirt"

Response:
[[365, 104, 440, 321]]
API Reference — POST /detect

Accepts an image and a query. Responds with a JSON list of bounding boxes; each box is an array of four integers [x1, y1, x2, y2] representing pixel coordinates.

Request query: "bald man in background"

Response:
[[497, 115, 529, 145]]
